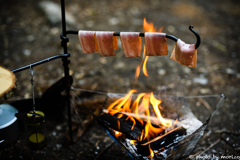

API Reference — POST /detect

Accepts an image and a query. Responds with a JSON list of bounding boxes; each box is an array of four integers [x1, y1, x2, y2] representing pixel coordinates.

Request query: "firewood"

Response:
[[103, 109, 181, 126], [141, 126, 186, 150], [0, 66, 16, 103], [98, 113, 147, 140]]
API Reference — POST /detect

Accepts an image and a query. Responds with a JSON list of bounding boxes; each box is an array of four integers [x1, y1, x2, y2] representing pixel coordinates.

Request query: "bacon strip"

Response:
[[170, 39, 197, 67], [78, 30, 98, 54], [95, 31, 118, 57], [144, 32, 168, 56], [120, 32, 142, 58]]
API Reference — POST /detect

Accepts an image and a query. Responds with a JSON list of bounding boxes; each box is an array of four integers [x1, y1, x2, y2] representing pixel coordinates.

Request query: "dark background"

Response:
[[0, 0, 240, 159]]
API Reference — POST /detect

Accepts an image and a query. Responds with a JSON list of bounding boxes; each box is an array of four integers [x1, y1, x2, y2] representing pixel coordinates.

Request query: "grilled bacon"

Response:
[[170, 39, 197, 68], [78, 30, 98, 54], [120, 32, 142, 58], [144, 32, 168, 56], [95, 31, 118, 57]]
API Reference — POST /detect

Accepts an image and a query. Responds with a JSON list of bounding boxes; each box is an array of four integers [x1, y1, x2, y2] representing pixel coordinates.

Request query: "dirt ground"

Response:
[[0, 0, 240, 159]]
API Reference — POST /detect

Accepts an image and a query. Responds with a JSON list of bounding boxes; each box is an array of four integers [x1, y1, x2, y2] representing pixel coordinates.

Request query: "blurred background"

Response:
[[0, 0, 240, 159]]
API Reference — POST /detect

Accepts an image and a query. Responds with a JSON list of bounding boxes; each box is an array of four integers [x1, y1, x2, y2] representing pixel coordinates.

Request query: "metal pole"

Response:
[[12, 54, 70, 73], [60, 0, 73, 143]]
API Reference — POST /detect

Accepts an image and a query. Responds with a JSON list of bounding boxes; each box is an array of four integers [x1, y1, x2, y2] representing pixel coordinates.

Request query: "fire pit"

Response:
[[71, 90, 225, 160]]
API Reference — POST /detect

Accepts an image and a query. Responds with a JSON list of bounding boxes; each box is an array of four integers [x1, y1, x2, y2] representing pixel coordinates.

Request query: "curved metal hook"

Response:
[[189, 25, 201, 49]]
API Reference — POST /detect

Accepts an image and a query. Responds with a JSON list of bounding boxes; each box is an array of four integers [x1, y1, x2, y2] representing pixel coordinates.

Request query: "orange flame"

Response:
[[107, 90, 172, 141], [135, 18, 163, 80], [108, 19, 168, 158], [143, 18, 163, 33], [130, 140, 137, 145], [148, 144, 154, 159], [114, 131, 122, 138], [142, 48, 149, 77]]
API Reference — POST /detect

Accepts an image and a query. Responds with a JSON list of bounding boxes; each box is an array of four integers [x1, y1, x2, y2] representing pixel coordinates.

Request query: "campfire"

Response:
[[94, 19, 207, 160], [97, 92, 207, 160]]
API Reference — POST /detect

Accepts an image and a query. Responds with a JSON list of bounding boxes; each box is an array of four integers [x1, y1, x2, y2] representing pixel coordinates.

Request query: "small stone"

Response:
[[200, 88, 211, 94], [193, 75, 208, 85], [96, 146, 100, 150], [186, 80, 192, 86], [167, 25, 175, 33], [99, 58, 108, 64], [168, 83, 175, 88], [198, 67, 208, 74], [196, 101, 201, 107], [23, 49, 31, 56], [226, 68, 235, 75], [78, 79, 86, 85], [24, 93, 30, 99], [38, 1, 76, 25], [108, 17, 119, 25], [50, 27, 60, 35], [184, 67, 191, 74], [74, 71, 84, 79], [27, 35, 35, 42], [114, 62, 125, 69], [52, 131, 57, 136], [237, 73, 240, 78], [56, 125, 62, 130], [158, 69, 166, 75], [86, 20, 94, 28], [56, 144, 62, 149]]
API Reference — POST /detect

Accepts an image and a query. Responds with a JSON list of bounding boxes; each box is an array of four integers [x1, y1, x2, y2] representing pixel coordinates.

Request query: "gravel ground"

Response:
[[0, 0, 240, 159]]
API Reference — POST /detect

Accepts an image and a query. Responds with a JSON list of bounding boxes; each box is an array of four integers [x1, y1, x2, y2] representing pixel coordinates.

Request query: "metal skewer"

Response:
[[61, 25, 201, 49]]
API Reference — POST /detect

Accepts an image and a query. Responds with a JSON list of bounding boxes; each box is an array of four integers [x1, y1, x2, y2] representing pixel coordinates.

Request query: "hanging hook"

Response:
[[189, 25, 201, 49], [29, 64, 36, 113]]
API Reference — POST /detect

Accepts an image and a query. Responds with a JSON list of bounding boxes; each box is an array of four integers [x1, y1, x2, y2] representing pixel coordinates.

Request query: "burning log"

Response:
[[98, 112, 151, 140], [98, 111, 186, 157], [141, 126, 186, 151]]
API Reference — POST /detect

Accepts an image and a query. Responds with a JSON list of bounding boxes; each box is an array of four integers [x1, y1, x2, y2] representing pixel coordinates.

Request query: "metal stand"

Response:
[[12, 0, 74, 143], [60, 0, 73, 143]]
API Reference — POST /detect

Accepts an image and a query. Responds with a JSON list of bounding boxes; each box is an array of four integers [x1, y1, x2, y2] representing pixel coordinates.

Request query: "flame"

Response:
[[143, 18, 163, 33], [114, 131, 122, 138], [148, 144, 154, 159], [130, 140, 137, 145], [107, 90, 172, 141], [142, 48, 149, 77], [135, 18, 163, 80], [107, 19, 168, 158]]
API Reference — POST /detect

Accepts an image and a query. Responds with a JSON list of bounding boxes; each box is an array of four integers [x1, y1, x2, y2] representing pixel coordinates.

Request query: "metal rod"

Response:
[[60, 0, 73, 143], [62, 25, 201, 49], [12, 54, 70, 73], [29, 65, 36, 113]]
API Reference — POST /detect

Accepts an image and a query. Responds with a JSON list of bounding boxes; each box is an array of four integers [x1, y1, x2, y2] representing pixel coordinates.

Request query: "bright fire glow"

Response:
[[148, 144, 154, 159], [130, 140, 137, 145], [108, 18, 169, 158], [114, 131, 122, 138], [143, 18, 163, 33], [135, 18, 164, 79], [107, 90, 172, 141]]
